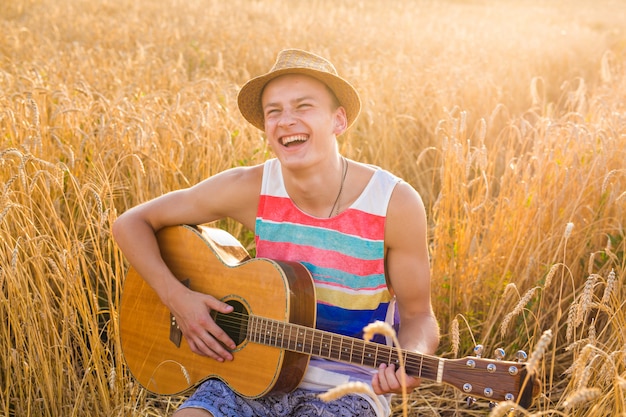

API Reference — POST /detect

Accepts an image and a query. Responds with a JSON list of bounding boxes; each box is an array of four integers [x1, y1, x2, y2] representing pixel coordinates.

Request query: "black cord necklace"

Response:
[[328, 156, 348, 217]]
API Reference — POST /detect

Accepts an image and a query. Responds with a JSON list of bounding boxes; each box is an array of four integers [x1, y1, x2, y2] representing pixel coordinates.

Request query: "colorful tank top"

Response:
[[255, 158, 401, 342]]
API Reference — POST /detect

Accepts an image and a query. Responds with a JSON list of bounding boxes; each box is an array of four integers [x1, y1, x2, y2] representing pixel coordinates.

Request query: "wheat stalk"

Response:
[[363, 321, 409, 417], [319, 382, 384, 416], [500, 287, 538, 337], [563, 387, 601, 409]]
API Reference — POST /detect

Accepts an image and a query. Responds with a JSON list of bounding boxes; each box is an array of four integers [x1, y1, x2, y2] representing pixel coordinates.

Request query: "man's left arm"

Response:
[[372, 181, 440, 395]]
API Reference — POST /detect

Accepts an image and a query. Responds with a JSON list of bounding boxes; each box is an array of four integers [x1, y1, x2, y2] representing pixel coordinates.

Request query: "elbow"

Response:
[[111, 211, 129, 243], [425, 315, 441, 355], [111, 209, 143, 244]]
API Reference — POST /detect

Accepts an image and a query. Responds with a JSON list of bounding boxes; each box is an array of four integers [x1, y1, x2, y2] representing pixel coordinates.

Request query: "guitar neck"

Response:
[[247, 315, 443, 382]]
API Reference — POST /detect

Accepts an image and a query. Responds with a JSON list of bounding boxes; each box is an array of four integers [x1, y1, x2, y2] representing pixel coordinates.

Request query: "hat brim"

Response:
[[237, 67, 361, 131]]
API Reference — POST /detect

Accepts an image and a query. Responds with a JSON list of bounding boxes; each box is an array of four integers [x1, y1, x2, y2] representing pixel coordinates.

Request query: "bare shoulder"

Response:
[[190, 164, 264, 226], [385, 180, 427, 248], [198, 164, 264, 192], [388, 181, 426, 214]]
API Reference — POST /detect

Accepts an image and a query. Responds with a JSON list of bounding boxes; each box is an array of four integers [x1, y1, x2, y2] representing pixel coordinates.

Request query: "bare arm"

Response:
[[112, 165, 263, 360], [372, 181, 440, 395]]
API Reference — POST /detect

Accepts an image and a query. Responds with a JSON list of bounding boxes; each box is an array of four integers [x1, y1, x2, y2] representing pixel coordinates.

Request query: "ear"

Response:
[[333, 106, 348, 135]]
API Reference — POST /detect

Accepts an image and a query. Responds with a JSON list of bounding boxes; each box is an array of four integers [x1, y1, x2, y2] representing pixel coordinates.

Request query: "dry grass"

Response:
[[1, 0, 625, 415]]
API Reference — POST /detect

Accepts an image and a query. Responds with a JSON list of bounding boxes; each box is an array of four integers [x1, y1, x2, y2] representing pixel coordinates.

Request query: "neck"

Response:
[[282, 155, 347, 217]]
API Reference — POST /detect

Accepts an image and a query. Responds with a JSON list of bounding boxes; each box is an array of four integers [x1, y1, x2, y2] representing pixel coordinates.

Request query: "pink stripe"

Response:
[[258, 195, 385, 239], [315, 280, 388, 292], [256, 240, 384, 276]]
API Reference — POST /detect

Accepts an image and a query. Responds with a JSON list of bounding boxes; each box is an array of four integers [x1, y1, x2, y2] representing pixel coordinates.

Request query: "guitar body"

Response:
[[119, 225, 316, 397]]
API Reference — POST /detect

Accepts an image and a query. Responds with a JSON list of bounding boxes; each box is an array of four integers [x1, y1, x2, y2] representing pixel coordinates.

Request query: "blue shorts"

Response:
[[177, 379, 375, 417]]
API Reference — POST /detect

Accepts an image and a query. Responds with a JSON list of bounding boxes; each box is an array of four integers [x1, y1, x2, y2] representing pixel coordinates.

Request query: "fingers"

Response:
[[186, 311, 235, 361], [170, 292, 237, 361], [372, 363, 421, 395]]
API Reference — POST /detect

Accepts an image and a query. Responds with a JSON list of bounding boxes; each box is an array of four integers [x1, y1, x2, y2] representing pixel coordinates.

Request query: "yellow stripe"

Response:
[[316, 287, 392, 310]]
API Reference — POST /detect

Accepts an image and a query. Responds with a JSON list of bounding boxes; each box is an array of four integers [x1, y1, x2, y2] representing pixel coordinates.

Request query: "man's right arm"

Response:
[[112, 165, 263, 360]]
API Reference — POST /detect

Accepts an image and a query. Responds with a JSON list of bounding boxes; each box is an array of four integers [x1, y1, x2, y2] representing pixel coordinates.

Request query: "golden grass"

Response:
[[1, 0, 625, 415]]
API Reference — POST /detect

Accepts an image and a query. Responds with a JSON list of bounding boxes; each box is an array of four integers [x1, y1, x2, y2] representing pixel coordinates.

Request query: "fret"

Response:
[[319, 332, 329, 358], [318, 332, 332, 359], [323, 333, 332, 358], [362, 341, 378, 368], [353, 339, 365, 366], [274, 320, 284, 348], [339, 336, 352, 362], [350, 338, 355, 362], [296, 328, 305, 352], [246, 316, 253, 343], [307, 328, 316, 354], [328, 333, 337, 359], [264, 318, 272, 345], [315, 330, 321, 357], [256, 317, 262, 344], [285, 323, 293, 350], [302, 327, 311, 353], [276, 322, 285, 348], [282, 322, 289, 349], [259, 320, 267, 344], [330, 335, 342, 360], [250, 316, 259, 344], [309, 329, 317, 355], [377, 344, 390, 368], [311, 329, 323, 357], [406, 352, 437, 379], [272, 321, 279, 344], [265, 319, 270, 344], [267, 319, 274, 345], [271, 320, 277, 346], [418, 354, 424, 377], [289, 323, 296, 351]]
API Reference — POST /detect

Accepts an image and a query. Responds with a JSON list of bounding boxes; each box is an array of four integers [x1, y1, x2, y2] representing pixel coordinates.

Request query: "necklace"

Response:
[[328, 156, 348, 217]]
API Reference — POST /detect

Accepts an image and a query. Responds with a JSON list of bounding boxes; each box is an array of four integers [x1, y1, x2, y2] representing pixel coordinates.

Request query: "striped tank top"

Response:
[[255, 158, 401, 343]]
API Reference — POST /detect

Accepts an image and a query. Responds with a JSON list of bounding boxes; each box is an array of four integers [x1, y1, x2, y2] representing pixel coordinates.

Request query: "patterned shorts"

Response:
[[177, 379, 376, 417]]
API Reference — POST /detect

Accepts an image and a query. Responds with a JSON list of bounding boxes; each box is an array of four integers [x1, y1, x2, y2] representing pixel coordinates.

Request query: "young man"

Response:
[[113, 49, 439, 417]]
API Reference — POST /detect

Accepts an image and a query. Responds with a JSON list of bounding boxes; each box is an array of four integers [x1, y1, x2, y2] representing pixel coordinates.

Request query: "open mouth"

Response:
[[281, 134, 308, 147]]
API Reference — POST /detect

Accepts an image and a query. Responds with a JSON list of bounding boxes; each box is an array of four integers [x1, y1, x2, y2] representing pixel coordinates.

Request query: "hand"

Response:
[[372, 363, 421, 395], [167, 286, 236, 361]]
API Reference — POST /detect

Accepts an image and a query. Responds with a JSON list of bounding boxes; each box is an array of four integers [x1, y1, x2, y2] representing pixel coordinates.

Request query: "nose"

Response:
[[277, 109, 297, 127]]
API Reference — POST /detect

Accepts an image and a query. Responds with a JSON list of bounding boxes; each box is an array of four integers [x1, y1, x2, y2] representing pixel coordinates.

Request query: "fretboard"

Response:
[[247, 315, 441, 382]]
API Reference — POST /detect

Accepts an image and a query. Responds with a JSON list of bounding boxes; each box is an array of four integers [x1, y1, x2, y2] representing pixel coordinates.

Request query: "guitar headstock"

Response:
[[442, 346, 539, 408]]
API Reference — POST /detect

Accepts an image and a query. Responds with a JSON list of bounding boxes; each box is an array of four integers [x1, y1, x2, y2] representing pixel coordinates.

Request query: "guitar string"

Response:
[[204, 310, 522, 397], [215, 311, 527, 368], [208, 312, 524, 389], [202, 311, 444, 374]]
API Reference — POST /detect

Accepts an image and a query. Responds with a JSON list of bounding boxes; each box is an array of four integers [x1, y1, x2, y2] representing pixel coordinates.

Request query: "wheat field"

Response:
[[1, 0, 625, 415]]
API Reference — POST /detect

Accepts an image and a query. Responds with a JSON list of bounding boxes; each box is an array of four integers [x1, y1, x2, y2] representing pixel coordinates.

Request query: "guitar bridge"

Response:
[[169, 279, 190, 348]]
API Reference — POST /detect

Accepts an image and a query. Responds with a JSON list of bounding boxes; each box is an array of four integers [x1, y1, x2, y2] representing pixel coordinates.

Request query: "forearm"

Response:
[[112, 211, 186, 306], [397, 310, 440, 355]]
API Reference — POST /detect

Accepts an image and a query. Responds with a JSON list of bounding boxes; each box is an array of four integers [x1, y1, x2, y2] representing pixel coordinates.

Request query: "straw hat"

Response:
[[237, 49, 361, 131]]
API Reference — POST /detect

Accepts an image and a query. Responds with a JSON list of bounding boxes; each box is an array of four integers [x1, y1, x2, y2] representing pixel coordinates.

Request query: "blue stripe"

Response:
[[302, 262, 386, 289], [316, 303, 390, 342], [256, 220, 383, 260]]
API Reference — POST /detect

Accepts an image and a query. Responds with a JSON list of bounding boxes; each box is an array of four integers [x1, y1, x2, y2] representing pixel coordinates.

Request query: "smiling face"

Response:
[[261, 74, 347, 169]]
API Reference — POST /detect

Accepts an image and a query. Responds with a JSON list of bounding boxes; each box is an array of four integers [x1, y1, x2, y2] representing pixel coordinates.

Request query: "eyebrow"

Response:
[[263, 96, 316, 111]]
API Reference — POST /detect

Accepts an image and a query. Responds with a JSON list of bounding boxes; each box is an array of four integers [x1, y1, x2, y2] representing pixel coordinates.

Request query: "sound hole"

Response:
[[213, 299, 249, 346]]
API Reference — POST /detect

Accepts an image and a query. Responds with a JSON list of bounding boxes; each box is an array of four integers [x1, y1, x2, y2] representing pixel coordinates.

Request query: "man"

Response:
[[113, 49, 439, 417]]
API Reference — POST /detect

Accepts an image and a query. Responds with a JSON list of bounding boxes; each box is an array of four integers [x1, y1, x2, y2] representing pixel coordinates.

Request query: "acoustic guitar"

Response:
[[119, 225, 538, 407]]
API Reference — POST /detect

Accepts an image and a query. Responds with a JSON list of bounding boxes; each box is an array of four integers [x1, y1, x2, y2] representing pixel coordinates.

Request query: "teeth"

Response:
[[282, 135, 308, 146]]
